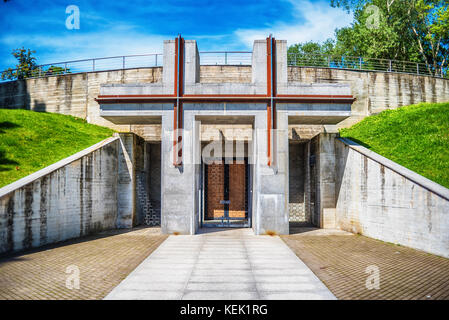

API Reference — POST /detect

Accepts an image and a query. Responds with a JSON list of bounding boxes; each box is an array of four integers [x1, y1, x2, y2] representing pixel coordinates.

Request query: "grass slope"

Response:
[[0, 109, 114, 188], [340, 102, 449, 189]]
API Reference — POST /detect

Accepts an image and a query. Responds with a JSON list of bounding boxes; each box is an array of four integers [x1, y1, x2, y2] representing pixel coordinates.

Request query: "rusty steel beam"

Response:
[[95, 94, 355, 104], [173, 35, 184, 167], [266, 35, 276, 167]]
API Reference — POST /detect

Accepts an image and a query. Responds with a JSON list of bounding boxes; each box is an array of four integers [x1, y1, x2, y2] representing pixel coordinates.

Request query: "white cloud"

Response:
[[234, 0, 353, 48], [0, 0, 353, 68], [1, 27, 167, 65]]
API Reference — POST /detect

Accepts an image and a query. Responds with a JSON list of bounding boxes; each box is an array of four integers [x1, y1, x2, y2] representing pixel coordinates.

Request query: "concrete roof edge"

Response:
[[0, 136, 119, 199], [337, 137, 449, 201]]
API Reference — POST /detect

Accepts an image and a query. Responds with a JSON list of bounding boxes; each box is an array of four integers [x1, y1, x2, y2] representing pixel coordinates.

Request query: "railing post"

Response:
[[155, 54, 158, 67], [93, 59, 95, 72], [328, 55, 330, 67], [64, 63, 67, 74], [225, 52, 228, 65], [359, 57, 362, 70], [417, 63, 419, 75], [123, 56, 125, 70], [39, 67, 41, 77], [389, 60, 392, 72]]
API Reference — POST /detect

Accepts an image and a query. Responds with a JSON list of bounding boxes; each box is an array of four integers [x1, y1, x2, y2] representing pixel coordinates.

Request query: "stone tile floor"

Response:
[[281, 225, 449, 300], [0, 227, 167, 300], [2, 224, 449, 300], [105, 228, 336, 300]]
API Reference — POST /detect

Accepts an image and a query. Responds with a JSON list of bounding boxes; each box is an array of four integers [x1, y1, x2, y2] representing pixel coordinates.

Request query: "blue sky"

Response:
[[0, 0, 353, 71]]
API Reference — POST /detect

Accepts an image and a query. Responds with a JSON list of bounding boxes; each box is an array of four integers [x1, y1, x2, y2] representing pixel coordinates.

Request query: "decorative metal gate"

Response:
[[201, 158, 251, 228]]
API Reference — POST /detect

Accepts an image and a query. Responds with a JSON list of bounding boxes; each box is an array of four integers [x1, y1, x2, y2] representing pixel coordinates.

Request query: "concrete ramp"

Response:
[[105, 228, 336, 300]]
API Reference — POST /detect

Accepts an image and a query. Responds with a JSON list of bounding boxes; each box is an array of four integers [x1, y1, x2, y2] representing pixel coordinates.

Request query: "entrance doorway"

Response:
[[201, 158, 251, 228]]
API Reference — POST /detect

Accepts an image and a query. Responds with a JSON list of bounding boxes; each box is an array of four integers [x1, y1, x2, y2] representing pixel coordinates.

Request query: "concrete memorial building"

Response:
[[2, 36, 448, 259], [96, 36, 354, 235]]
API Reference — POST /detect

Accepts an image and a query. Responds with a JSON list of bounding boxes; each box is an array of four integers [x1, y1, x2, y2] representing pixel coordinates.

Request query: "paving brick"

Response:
[[0, 227, 167, 300], [282, 227, 449, 300]]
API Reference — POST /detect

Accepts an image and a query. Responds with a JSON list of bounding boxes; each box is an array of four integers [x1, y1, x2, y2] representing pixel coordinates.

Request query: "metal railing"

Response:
[[199, 51, 252, 65], [287, 53, 446, 78], [0, 53, 163, 81], [1, 51, 445, 82]]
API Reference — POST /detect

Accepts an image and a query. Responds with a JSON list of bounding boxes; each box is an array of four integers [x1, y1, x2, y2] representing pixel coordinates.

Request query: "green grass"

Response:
[[340, 102, 449, 189], [0, 109, 114, 188]]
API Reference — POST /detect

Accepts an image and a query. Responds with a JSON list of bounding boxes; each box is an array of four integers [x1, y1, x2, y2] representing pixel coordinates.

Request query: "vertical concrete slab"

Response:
[[184, 40, 200, 85], [162, 40, 175, 94], [251, 40, 268, 94], [253, 111, 289, 235], [161, 111, 198, 235], [275, 40, 288, 92], [117, 133, 136, 228], [317, 133, 338, 228]]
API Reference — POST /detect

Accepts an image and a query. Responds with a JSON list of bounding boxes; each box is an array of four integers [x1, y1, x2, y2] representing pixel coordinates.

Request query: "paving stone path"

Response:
[[281, 226, 449, 300], [0, 227, 166, 300], [105, 228, 335, 300]]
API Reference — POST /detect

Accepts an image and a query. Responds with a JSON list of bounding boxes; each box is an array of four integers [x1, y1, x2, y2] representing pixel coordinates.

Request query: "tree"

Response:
[[330, 0, 449, 76], [1, 48, 38, 80], [287, 39, 336, 67]]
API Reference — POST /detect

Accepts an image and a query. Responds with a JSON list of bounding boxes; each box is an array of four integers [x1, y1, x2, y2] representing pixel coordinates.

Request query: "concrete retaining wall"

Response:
[[289, 67, 449, 127], [1, 66, 448, 136], [0, 134, 143, 254], [335, 138, 449, 258]]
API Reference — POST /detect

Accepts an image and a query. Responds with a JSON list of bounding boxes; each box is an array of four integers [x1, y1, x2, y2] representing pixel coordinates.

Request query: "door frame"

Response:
[[200, 157, 252, 228]]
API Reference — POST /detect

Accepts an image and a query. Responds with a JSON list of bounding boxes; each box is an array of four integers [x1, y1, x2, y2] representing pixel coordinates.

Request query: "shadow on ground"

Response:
[[0, 225, 161, 265]]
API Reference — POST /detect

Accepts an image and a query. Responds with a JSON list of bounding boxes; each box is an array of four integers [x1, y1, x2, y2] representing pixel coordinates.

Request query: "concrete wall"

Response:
[[0, 138, 118, 254], [334, 138, 449, 258], [1, 66, 448, 136], [0, 134, 144, 254], [289, 67, 449, 126]]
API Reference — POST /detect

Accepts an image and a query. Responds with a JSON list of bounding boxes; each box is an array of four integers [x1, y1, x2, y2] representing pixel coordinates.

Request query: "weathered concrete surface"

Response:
[[105, 228, 336, 300], [0, 138, 119, 254], [289, 67, 449, 127], [334, 138, 449, 258], [1, 65, 447, 135], [0, 133, 146, 254]]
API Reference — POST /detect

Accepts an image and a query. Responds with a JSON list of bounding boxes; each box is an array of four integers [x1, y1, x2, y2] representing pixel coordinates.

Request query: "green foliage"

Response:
[[0, 109, 114, 188], [45, 65, 71, 75], [287, 39, 336, 66], [1, 48, 71, 80], [340, 102, 449, 188], [330, 0, 449, 77], [1, 48, 38, 80]]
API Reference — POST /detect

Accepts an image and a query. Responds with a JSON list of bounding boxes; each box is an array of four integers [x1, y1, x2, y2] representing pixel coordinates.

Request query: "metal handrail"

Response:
[[287, 52, 446, 78], [0, 51, 446, 82]]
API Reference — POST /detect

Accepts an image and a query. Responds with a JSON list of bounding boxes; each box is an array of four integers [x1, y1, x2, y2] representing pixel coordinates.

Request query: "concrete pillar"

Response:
[[253, 111, 289, 235], [184, 40, 200, 85], [317, 132, 338, 228], [251, 39, 288, 93], [160, 111, 199, 234], [251, 40, 267, 89], [275, 40, 288, 91], [162, 40, 175, 94], [116, 133, 136, 228]]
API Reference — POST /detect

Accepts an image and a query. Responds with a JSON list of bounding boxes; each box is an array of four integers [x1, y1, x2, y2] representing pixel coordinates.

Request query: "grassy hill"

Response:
[[340, 102, 449, 189], [0, 109, 114, 188]]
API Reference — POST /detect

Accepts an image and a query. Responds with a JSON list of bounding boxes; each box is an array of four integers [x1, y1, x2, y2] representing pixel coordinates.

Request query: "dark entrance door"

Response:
[[202, 158, 250, 227]]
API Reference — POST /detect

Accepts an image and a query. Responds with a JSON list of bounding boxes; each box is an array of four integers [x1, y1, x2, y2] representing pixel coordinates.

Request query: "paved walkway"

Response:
[[282, 226, 449, 300], [0, 227, 166, 300], [105, 228, 335, 300]]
